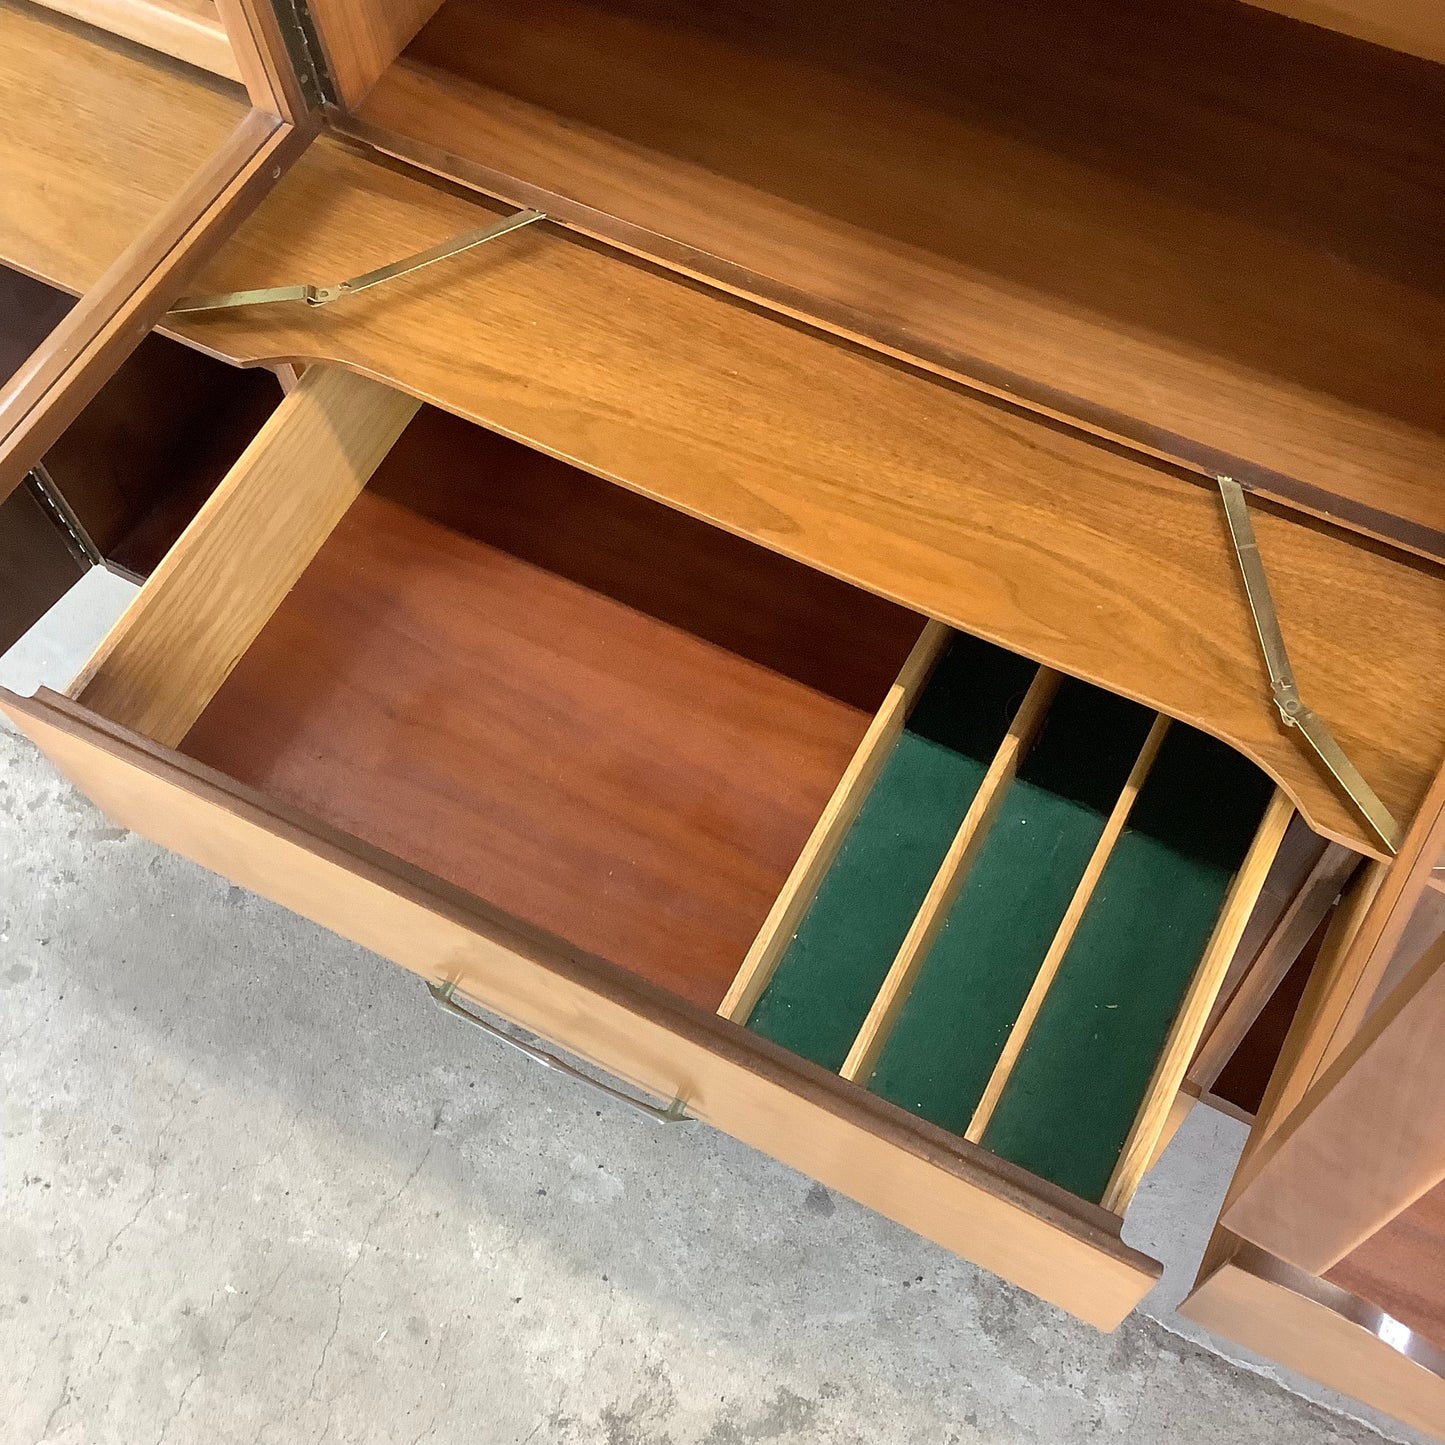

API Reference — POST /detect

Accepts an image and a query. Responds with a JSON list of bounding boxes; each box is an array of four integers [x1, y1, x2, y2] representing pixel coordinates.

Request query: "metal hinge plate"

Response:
[[269, 0, 335, 110]]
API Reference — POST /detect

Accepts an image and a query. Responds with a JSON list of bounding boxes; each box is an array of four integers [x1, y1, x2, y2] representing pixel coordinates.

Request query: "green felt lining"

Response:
[[980, 726, 1275, 1203], [868, 681, 1156, 1133], [744, 632, 1037, 1071]]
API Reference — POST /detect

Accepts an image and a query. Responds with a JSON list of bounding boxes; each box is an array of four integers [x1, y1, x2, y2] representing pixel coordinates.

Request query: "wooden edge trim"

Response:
[[1180, 1233, 1445, 1440], [1317, 765, 1445, 1075], [1194, 1086, 1256, 1128], [1102, 789, 1295, 1212], [0, 109, 312, 503], [30, 0, 242, 81], [1187, 841, 1359, 1093], [1144, 1088, 1197, 1172], [839, 665, 1061, 1082], [1217, 862, 1387, 1175], [335, 111, 1445, 565], [69, 366, 419, 745], [1, 685, 1162, 1329], [716, 619, 951, 1022], [214, 0, 310, 120], [1197, 817, 1328, 1045], [964, 713, 1172, 1143]]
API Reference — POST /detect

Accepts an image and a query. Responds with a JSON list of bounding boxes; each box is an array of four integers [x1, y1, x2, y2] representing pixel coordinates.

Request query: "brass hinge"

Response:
[[269, 0, 334, 110], [169, 208, 546, 315], [1218, 476, 1400, 854]]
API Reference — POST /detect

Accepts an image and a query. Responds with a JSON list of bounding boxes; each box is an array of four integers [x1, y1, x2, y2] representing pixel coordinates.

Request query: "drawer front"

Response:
[[2, 688, 1163, 1330]]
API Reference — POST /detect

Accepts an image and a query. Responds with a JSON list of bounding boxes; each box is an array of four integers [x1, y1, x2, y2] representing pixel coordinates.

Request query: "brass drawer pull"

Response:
[[426, 979, 691, 1124]]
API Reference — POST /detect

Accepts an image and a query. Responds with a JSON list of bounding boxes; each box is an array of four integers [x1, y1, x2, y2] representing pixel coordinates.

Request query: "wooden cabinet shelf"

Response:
[[346, 0, 1445, 560]]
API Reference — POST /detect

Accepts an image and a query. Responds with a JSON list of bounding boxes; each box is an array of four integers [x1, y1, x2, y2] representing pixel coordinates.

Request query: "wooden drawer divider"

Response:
[[839, 665, 1062, 1084], [68, 365, 417, 737], [716, 618, 952, 1023], [722, 624, 1293, 1212], [966, 715, 1173, 1144]]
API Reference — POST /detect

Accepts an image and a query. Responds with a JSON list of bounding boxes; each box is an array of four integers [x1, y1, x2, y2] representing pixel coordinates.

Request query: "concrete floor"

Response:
[[0, 574, 1423, 1444]]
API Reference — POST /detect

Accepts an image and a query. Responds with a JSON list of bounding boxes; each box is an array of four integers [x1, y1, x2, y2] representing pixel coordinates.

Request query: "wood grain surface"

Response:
[[1311, 765, 1445, 1077], [351, 0, 1445, 556], [74, 367, 420, 743], [307, 0, 442, 106], [0, 108, 305, 505], [0, 0, 247, 292], [213, 0, 309, 118], [26, 0, 240, 79], [177, 407, 922, 1010], [162, 138, 1445, 859]]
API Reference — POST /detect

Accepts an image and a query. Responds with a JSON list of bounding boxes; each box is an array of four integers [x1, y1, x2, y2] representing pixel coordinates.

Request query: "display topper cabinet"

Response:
[[1, 0, 1442, 1431]]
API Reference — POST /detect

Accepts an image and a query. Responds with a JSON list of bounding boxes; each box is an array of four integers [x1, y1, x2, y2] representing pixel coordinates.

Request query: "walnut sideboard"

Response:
[[1, 0, 1443, 1432]]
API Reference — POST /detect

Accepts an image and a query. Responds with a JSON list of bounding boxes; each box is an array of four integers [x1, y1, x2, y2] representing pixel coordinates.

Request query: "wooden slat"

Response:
[[1199, 816, 1332, 1039], [213, 0, 309, 119], [965, 714, 1171, 1143], [1187, 839, 1359, 1095], [717, 620, 950, 1023], [27, 0, 240, 80], [0, 110, 309, 506], [70, 366, 417, 745], [0, 0, 249, 294], [350, 0, 1445, 558], [1102, 790, 1295, 1212], [839, 667, 1060, 1082], [1, 687, 1163, 1330], [1144, 1088, 1197, 1172], [1223, 931, 1445, 1274], [1249, 862, 1387, 1149], [162, 137, 1445, 859]]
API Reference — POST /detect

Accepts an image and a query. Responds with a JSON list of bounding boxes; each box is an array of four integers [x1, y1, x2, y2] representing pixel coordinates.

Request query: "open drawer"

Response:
[[3, 363, 1294, 1329]]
